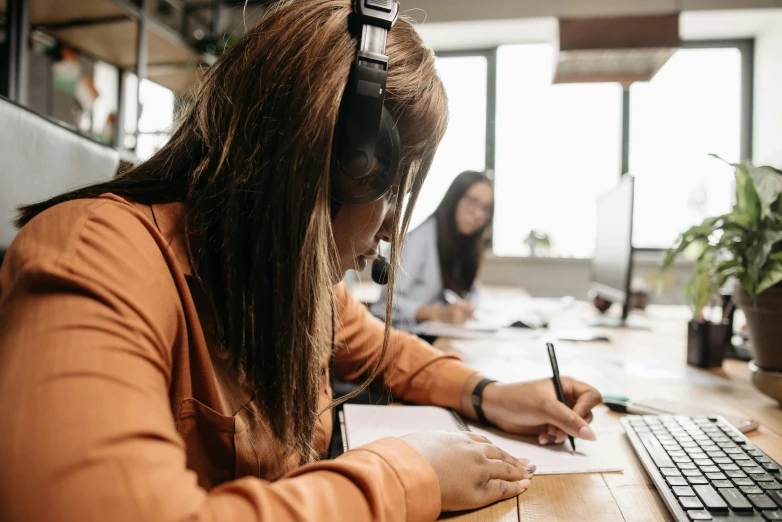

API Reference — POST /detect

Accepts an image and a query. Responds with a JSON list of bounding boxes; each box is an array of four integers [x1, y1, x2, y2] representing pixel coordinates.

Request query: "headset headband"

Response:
[[332, 0, 401, 206]]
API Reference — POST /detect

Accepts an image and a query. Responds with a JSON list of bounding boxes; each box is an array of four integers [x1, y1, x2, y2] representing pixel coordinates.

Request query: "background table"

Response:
[[432, 297, 782, 522]]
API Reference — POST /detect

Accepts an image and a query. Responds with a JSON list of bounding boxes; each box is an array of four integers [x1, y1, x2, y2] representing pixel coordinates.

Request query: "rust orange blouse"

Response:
[[0, 194, 476, 522]]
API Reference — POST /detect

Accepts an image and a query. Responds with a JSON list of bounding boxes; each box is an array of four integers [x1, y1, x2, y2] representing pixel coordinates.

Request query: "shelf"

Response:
[[50, 19, 140, 67], [2, 0, 211, 93], [1, 0, 139, 26], [147, 63, 203, 94]]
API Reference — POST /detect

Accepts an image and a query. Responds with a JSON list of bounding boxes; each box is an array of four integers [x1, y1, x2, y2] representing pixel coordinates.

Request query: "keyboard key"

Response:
[[718, 488, 754, 511], [690, 453, 709, 460], [725, 448, 746, 455], [763, 511, 782, 520], [694, 459, 713, 466], [681, 442, 700, 448], [753, 474, 777, 482], [640, 434, 675, 468], [700, 466, 721, 473], [726, 471, 748, 479], [713, 457, 733, 465], [746, 466, 768, 474], [706, 473, 728, 480], [683, 469, 704, 477], [661, 468, 682, 476], [762, 481, 782, 491], [669, 451, 688, 457], [719, 463, 740, 471], [693, 485, 729, 511], [680, 496, 704, 509], [712, 480, 733, 488], [734, 478, 756, 487], [674, 486, 696, 497], [667, 476, 689, 487], [687, 510, 712, 520], [679, 463, 698, 469], [764, 464, 782, 473], [688, 476, 709, 485], [749, 450, 765, 457], [742, 486, 765, 495], [749, 494, 778, 510], [770, 490, 782, 506]]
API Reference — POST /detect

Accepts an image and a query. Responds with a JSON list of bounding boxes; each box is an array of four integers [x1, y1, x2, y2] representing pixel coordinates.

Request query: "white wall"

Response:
[[754, 25, 782, 165], [405, 0, 782, 24]]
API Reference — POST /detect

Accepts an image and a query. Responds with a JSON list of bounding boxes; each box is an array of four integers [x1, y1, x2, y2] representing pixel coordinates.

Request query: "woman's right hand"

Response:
[[401, 431, 535, 512], [415, 302, 474, 324]]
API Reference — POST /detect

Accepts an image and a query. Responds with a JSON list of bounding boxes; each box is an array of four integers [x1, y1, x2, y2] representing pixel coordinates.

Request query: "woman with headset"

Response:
[[0, 1, 600, 521], [371, 170, 494, 329]]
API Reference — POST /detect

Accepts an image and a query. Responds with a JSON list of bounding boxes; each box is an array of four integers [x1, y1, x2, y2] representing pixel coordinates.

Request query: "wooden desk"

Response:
[[434, 301, 782, 522]]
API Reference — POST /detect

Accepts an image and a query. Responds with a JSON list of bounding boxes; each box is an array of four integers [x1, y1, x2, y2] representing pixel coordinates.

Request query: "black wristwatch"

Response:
[[471, 378, 497, 425]]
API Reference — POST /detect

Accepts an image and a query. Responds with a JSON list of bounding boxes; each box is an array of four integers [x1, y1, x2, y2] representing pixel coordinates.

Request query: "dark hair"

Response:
[[433, 170, 493, 296], [15, 0, 447, 463]]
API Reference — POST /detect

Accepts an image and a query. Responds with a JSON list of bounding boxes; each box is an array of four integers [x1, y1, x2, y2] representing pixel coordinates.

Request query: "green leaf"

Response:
[[757, 261, 782, 294], [747, 229, 782, 289], [749, 165, 782, 217], [771, 252, 782, 262], [732, 162, 760, 227]]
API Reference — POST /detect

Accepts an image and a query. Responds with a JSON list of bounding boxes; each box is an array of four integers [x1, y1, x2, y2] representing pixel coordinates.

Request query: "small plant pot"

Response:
[[687, 321, 729, 369], [734, 285, 782, 372]]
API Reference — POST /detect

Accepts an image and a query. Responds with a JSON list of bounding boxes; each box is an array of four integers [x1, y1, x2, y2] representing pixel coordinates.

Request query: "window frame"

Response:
[[437, 39, 755, 256]]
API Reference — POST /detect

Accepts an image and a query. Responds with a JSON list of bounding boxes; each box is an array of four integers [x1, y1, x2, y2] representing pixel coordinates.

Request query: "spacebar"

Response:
[[639, 433, 674, 468]]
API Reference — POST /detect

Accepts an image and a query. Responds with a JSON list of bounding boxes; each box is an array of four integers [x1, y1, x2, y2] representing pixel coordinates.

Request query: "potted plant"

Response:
[[661, 156, 782, 396], [523, 230, 551, 257]]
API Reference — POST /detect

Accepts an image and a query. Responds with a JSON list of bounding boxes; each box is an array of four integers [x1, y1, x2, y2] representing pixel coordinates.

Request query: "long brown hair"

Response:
[[433, 170, 493, 296], [15, 0, 447, 462]]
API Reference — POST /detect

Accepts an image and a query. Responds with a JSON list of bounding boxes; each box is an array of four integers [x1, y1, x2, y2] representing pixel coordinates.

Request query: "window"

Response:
[[409, 54, 487, 229], [137, 79, 175, 160], [629, 47, 742, 249], [492, 44, 623, 257]]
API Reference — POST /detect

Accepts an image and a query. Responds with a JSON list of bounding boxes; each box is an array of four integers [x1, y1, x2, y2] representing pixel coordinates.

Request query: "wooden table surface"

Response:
[[433, 298, 782, 522]]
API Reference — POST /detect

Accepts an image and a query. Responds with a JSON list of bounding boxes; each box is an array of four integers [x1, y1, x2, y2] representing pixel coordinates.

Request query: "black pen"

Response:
[[546, 342, 575, 452]]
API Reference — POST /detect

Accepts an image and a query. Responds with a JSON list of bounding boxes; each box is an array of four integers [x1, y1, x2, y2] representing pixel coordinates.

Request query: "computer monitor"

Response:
[[589, 174, 645, 328]]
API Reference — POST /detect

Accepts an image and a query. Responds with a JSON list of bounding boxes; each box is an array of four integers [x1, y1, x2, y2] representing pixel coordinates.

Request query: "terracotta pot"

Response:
[[734, 285, 782, 372]]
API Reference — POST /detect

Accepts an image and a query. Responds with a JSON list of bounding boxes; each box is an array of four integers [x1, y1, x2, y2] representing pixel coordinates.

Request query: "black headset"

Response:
[[332, 0, 401, 206]]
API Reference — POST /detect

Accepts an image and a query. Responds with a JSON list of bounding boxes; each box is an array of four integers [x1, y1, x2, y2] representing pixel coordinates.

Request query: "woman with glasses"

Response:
[[372, 170, 494, 329]]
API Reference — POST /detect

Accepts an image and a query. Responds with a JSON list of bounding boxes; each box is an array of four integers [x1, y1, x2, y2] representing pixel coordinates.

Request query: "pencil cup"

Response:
[[687, 321, 729, 368]]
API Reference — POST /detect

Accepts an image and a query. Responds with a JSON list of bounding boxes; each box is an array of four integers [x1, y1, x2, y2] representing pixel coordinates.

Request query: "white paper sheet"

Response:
[[466, 423, 624, 475], [342, 404, 624, 475]]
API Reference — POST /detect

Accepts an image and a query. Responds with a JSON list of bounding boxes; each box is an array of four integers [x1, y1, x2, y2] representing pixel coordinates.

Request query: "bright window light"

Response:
[[410, 55, 487, 229], [630, 48, 742, 249], [493, 44, 623, 257]]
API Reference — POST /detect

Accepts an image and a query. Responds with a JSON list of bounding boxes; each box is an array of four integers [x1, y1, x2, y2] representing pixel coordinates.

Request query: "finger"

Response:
[[482, 478, 531, 504], [541, 399, 596, 441], [484, 445, 535, 476], [553, 428, 567, 444], [563, 378, 603, 420], [466, 432, 492, 444], [485, 458, 530, 482], [538, 432, 555, 446]]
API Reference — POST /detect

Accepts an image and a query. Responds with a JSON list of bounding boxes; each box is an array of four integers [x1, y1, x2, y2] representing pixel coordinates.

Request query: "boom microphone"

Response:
[[371, 255, 390, 285]]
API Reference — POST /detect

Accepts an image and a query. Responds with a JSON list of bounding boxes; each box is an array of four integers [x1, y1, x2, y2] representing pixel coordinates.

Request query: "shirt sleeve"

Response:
[[0, 201, 440, 522], [370, 220, 441, 330], [334, 282, 476, 410]]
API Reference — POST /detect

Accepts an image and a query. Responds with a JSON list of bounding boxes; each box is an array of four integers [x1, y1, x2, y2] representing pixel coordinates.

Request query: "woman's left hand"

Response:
[[462, 377, 603, 445]]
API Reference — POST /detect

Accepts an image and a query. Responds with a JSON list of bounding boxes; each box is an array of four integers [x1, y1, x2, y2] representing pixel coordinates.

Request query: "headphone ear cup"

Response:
[[332, 106, 401, 205]]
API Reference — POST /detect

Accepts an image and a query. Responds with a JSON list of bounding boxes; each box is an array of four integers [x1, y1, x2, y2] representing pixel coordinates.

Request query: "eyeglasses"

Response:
[[462, 194, 493, 217]]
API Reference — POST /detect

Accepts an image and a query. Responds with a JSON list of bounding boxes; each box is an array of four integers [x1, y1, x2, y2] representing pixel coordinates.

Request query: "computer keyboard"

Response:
[[622, 415, 782, 521]]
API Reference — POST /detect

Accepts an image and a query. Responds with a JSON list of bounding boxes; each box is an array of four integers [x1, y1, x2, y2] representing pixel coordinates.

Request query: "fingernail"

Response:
[[526, 465, 537, 474], [519, 479, 531, 488], [578, 426, 597, 441], [539, 438, 548, 446]]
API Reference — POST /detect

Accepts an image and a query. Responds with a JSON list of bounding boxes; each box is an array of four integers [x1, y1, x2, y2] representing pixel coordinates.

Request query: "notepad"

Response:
[[341, 404, 624, 475]]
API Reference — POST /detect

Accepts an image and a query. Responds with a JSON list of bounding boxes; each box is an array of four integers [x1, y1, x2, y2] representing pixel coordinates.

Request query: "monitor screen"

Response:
[[590, 175, 634, 304]]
